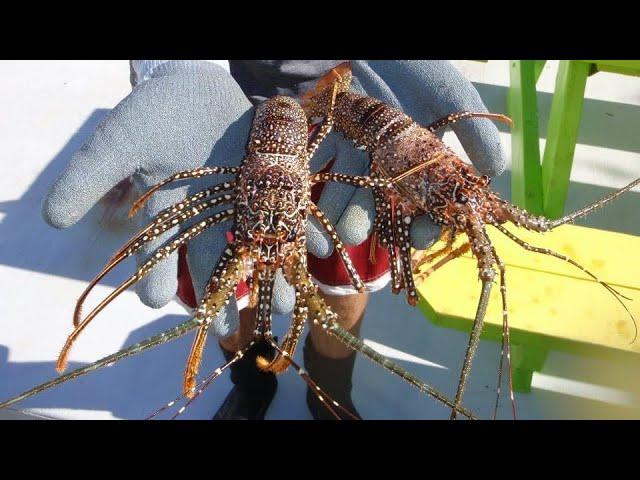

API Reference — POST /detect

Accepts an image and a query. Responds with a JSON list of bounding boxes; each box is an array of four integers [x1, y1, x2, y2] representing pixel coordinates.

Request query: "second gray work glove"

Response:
[[306, 60, 507, 258]]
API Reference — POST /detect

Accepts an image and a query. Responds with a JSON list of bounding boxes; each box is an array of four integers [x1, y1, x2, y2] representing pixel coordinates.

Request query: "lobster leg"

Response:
[[74, 191, 236, 327], [370, 185, 386, 258], [129, 166, 240, 217], [142, 181, 236, 229], [393, 207, 419, 305], [0, 316, 204, 411], [109, 183, 236, 266], [183, 245, 245, 397], [57, 209, 235, 373], [311, 172, 392, 189], [376, 191, 403, 293], [291, 265, 362, 420], [265, 336, 355, 420], [308, 202, 365, 292], [255, 268, 276, 337], [413, 243, 471, 285], [411, 235, 454, 274], [426, 111, 513, 133], [311, 159, 448, 190]]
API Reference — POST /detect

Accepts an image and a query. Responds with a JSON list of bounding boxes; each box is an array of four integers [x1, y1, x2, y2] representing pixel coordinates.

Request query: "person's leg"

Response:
[[212, 306, 278, 420], [309, 292, 368, 358], [304, 291, 369, 420], [219, 305, 257, 352]]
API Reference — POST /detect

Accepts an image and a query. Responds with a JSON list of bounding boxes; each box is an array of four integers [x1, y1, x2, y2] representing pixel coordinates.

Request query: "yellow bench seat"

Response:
[[416, 223, 640, 392]]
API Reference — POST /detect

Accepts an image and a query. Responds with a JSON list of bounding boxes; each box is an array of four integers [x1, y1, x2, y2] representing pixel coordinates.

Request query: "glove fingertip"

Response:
[[471, 137, 507, 178], [272, 270, 295, 315], [335, 189, 375, 247], [410, 216, 442, 250], [135, 258, 179, 309], [306, 217, 334, 259], [209, 298, 240, 338], [42, 193, 74, 229]]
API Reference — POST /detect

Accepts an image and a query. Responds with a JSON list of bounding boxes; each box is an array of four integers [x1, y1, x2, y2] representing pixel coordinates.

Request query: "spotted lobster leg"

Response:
[[306, 77, 340, 157], [265, 337, 356, 420], [128, 166, 240, 217], [56, 209, 235, 373], [373, 187, 403, 293], [308, 203, 365, 292], [490, 246, 516, 420], [74, 189, 236, 327], [413, 242, 470, 285], [391, 206, 420, 306], [183, 244, 245, 397]]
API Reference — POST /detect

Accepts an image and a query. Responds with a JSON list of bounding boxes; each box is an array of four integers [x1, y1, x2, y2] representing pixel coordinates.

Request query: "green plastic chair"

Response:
[[508, 60, 640, 218]]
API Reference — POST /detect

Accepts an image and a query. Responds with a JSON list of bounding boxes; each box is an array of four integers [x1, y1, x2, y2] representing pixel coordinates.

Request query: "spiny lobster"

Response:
[[302, 61, 639, 419], [0, 93, 477, 419]]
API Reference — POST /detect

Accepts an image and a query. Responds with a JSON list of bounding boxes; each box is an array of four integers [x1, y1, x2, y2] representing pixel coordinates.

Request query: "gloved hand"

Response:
[[306, 60, 507, 258], [42, 61, 259, 336]]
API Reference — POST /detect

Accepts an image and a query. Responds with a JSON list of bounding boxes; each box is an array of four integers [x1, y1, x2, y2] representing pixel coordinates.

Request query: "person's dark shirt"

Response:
[[229, 60, 345, 106]]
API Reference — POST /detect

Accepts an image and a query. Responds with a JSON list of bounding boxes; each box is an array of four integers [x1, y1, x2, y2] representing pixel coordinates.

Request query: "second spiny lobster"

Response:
[[302, 61, 639, 419]]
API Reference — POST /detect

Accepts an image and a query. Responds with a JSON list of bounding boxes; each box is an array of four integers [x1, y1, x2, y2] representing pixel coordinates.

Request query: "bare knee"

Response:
[[309, 291, 369, 359], [219, 306, 257, 352]]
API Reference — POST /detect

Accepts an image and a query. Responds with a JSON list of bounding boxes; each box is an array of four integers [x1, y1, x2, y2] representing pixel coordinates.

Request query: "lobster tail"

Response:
[[300, 61, 352, 118]]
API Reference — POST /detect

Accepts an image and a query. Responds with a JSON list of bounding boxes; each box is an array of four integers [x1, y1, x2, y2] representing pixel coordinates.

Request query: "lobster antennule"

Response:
[[300, 61, 352, 117], [257, 277, 308, 374]]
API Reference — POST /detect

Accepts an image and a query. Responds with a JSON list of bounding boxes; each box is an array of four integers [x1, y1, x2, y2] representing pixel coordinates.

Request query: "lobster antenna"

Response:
[[388, 152, 447, 184], [168, 343, 255, 420], [0, 317, 203, 411], [490, 247, 516, 420], [266, 337, 358, 420], [494, 224, 637, 343], [549, 177, 640, 229]]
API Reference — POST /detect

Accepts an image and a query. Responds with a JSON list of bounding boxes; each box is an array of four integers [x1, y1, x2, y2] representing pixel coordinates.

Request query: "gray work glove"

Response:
[[306, 60, 507, 258], [42, 61, 261, 337]]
